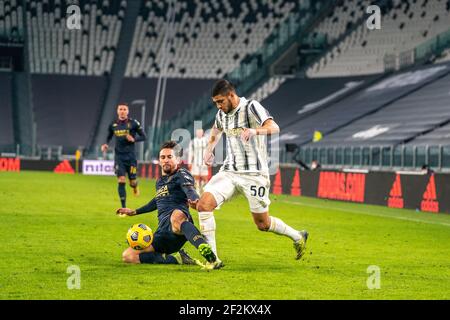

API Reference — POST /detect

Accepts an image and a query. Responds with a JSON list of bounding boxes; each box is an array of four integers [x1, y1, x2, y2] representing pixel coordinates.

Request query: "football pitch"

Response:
[[1, 171, 449, 300]]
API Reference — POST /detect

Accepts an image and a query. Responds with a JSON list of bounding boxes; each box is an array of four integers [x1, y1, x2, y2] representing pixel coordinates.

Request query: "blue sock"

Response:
[[180, 221, 207, 249], [118, 182, 126, 208], [138, 252, 178, 264]]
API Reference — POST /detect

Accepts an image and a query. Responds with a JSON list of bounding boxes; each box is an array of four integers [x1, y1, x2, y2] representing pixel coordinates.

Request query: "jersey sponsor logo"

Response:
[[156, 185, 169, 198], [224, 127, 244, 137], [114, 129, 130, 137]]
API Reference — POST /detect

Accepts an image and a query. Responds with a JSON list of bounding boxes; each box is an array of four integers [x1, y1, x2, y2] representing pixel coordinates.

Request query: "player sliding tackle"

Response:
[[196, 79, 309, 269], [117, 141, 218, 269]]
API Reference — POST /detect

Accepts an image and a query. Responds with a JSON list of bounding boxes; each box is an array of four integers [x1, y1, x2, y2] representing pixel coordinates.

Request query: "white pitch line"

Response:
[[280, 200, 450, 228]]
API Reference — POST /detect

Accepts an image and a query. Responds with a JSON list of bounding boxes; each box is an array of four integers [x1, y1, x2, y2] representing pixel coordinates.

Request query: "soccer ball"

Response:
[[126, 223, 153, 250]]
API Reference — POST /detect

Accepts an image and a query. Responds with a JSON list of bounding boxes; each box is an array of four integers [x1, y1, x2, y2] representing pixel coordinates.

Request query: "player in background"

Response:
[[101, 103, 146, 209], [196, 79, 309, 268], [188, 129, 209, 194], [118, 141, 217, 268]]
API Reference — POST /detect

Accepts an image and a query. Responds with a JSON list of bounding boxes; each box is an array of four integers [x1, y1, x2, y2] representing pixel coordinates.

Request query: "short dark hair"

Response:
[[211, 79, 235, 97], [117, 102, 129, 108], [160, 140, 182, 157]]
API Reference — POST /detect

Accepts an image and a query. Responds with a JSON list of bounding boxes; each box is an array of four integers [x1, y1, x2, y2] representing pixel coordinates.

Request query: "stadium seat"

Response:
[[0, 73, 15, 148], [307, 0, 450, 77], [125, 0, 303, 78], [265, 62, 450, 151], [0, 0, 23, 42], [301, 62, 450, 147], [27, 0, 121, 75]]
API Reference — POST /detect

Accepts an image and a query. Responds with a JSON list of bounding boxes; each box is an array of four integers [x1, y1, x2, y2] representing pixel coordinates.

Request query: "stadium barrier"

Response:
[[3, 158, 448, 214], [268, 168, 449, 214], [0, 157, 75, 173]]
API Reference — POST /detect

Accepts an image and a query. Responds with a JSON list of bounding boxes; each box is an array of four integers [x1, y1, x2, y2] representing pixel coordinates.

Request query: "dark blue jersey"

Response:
[[135, 168, 199, 227], [106, 118, 146, 155]]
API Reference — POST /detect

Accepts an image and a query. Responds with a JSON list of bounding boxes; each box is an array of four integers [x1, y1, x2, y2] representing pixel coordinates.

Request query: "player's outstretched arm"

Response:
[[179, 171, 200, 210], [241, 119, 280, 142], [116, 198, 157, 216], [259, 118, 280, 135], [116, 207, 136, 216], [204, 125, 222, 166]]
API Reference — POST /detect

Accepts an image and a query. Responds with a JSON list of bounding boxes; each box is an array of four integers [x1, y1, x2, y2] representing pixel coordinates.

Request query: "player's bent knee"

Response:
[[170, 210, 187, 234], [256, 222, 270, 231], [118, 176, 126, 183], [197, 194, 217, 212]]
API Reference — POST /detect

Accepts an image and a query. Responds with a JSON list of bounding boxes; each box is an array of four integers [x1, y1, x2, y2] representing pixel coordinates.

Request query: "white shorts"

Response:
[[191, 164, 209, 176], [204, 171, 271, 213]]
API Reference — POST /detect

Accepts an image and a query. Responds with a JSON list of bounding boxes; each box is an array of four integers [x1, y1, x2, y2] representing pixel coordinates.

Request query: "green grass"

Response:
[[0, 171, 449, 299]]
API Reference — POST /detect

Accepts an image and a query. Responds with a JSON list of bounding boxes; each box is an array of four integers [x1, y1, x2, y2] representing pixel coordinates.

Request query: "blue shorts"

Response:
[[151, 210, 193, 254], [115, 154, 137, 180]]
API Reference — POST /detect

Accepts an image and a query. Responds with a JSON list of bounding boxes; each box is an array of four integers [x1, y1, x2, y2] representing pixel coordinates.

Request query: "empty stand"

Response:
[[409, 121, 450, 145], [310, 0, 373, 46], [27, 0, 124, 76], [118, 77, 216, 125], [311, 64, 450, 146], [0, 72, 15, 147], [250, 76, 287, 103], [0, 0, 23, 42], [32, 74, 107, 153], [308, 0, 450, 77], [279, 63, 450, 147], [260, 74, 375, 127], [125, 0, 304, 78]]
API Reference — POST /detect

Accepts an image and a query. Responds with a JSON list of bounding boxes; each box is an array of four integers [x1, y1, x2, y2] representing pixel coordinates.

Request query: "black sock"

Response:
[[118, 182, 126, 208], [180, 220, 207, 249], [138, 252, 178, 264]]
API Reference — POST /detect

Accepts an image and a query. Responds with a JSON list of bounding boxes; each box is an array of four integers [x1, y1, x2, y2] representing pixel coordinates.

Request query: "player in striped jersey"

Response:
[[194, 79, 309, 269], [188, 129, 209, 194]]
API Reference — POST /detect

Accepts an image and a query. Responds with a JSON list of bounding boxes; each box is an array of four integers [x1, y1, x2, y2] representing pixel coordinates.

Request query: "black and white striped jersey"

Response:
[[188, 136, 208, 166], [214, 97, 273, 175]]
